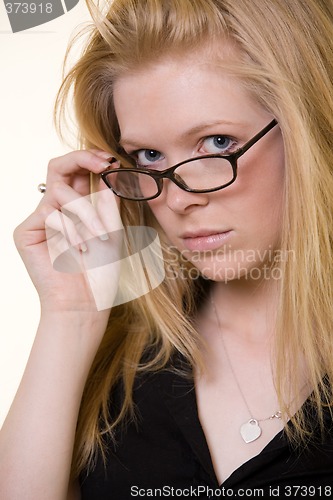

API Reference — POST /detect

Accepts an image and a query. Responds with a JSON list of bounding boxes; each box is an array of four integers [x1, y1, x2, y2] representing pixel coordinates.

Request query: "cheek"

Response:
[[147, 199, 161, 221], [237, 143, 285, 217], [147, 198, 171, 233], [147, 190, 171, 218]]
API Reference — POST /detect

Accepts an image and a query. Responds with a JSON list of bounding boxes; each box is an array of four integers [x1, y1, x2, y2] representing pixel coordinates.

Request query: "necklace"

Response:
[[210, 297, 282, 444]]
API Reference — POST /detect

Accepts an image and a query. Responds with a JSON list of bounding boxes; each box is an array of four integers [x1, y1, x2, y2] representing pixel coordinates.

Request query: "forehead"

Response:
[[113, 47, 267, 145], [113, 42, 243, 101]]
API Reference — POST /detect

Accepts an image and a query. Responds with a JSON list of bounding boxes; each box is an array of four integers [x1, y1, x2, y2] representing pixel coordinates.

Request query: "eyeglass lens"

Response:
[[104, 157, 234, 200]]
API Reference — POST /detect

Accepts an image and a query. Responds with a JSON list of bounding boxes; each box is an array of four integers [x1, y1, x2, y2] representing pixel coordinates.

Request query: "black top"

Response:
[[79, 360, 333, 499]]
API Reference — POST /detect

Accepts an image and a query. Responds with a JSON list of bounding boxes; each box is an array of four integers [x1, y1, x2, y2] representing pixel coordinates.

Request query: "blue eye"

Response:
[[202, 136, 235, 154], [136, 149, 165, 167]]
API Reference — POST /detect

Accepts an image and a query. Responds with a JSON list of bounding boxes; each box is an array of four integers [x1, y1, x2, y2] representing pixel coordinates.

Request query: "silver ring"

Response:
[[37, 183, 46, 194]]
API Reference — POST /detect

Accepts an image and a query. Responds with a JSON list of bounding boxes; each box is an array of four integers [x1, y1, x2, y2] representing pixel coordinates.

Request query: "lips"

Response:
[[180, 229, 232, 252]]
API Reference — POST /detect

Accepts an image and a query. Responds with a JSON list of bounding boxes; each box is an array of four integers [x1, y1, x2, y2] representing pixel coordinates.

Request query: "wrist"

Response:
[[38, 309, 110, 351]]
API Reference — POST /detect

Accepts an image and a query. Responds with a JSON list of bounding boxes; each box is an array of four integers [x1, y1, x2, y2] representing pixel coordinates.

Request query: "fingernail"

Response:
[[92, 218, 109, 240], [80, 242, 88, 252], [99, 152, 113, 160], [99, 233, 109, 241], [100, 161, 112, 169]]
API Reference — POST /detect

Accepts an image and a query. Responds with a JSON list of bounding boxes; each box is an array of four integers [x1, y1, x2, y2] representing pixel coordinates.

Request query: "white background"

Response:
[[0, 1, 92, 425]]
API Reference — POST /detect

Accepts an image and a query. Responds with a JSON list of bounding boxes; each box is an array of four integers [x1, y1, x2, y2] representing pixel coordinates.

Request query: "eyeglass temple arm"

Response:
[[234, 119, 278, 158]]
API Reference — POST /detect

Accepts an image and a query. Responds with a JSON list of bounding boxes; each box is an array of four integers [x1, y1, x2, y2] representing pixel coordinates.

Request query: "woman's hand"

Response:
[[1, 150, 125, 499], [14, 149, 123, 314]]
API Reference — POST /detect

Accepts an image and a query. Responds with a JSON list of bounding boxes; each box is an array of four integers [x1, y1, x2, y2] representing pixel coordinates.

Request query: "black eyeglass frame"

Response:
[[101, 118, 278, 201]]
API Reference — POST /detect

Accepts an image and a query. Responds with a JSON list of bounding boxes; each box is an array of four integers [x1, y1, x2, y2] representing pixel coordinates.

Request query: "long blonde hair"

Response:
[[55, 0, 333, 478]]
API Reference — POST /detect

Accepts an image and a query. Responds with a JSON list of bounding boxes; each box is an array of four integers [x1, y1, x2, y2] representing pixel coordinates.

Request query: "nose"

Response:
[[163, 178, 209, 214]]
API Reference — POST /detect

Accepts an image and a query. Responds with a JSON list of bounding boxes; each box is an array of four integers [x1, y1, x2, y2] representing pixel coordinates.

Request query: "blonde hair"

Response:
[[55, 0, 333, 478]]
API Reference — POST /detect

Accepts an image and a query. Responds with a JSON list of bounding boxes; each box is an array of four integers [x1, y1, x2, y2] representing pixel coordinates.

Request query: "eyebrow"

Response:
[[119, 120, 246, 150]]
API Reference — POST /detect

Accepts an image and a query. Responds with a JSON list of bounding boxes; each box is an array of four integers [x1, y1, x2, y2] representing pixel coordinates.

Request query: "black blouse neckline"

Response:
[[160, 365, 290, 487], [80, 359, 333, 499]]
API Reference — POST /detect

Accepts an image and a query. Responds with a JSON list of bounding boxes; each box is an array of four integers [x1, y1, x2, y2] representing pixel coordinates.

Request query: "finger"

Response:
[[46, 150, 114, 184], [91, 178, 123, 236], [88, 149, 113, 160], [45, 209, 89, 253], [43, 182, 111, 241], [14, 203, 64, 250], [46, 204, 123, 277]]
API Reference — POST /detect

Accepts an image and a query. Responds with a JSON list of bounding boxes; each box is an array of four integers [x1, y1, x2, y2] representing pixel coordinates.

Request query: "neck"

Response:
[[208, 274, 280, 345]]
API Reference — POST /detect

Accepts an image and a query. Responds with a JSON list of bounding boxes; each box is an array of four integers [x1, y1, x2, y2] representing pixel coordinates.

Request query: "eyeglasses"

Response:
[[101, 119, 278, 201]]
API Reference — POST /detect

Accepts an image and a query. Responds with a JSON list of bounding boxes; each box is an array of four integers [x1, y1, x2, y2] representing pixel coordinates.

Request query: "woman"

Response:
[[1, 0, 333, 498]]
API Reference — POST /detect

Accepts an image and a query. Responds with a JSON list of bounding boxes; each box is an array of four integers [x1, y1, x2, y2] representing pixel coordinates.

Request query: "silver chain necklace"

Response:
[[210, 297, 282, 444]]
